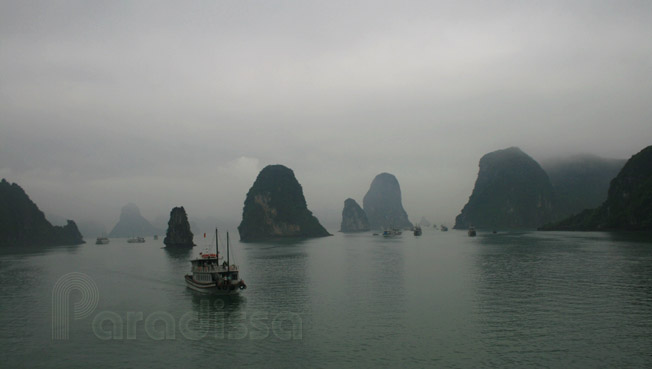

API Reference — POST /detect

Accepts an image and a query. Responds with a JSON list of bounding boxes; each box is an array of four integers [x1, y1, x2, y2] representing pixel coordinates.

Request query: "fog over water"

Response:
[[1, 1, 651, 232]]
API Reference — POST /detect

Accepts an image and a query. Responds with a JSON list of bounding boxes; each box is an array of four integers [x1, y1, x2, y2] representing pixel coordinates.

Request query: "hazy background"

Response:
[[1, 1, 651, 234]]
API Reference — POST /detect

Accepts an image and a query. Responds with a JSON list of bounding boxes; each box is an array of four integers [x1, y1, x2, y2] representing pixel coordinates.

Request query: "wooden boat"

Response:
[[185, 229, 246, 294]]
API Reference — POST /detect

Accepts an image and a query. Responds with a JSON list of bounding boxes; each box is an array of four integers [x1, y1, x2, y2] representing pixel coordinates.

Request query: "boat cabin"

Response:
[[190, 254, 239, 282]]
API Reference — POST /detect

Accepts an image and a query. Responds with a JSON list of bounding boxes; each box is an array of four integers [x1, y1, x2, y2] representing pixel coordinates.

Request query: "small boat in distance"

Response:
[[382, 228, 402, 237], [95, 237, 109, 244], [468, 226, 477, 237], [413, 226, 422, 236], [185, 229, 247, 294], [127, 236, 146, 243], [440, 225, 448, 232]]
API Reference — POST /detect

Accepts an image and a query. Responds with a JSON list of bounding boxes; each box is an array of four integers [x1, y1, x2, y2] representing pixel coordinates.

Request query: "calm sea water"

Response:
[[1, 230, 652, 368]]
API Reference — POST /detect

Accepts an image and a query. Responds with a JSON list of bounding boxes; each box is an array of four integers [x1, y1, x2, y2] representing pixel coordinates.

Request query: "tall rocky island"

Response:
[[541, 145, 652, 231], [363, 173, 412, 230], [164, 206, 195, 247], [238, 165, 331, 241], [109, 203, 162, 238], [0, 179, 84, 246], [454, 147, 555, 230], [340, 198, 370, 232]]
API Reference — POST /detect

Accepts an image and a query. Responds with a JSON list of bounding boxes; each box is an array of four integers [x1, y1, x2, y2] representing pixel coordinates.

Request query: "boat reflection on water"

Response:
[[185, 293, 245, 339], [191, 293, 244, 312]]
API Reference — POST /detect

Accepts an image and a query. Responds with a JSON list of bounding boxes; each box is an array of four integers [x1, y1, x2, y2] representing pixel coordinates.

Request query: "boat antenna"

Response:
[[227, 231, 230, 269]]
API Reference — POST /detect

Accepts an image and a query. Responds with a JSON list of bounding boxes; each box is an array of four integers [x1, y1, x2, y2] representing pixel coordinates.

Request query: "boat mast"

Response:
[[215, 228, 220, 263], [226, 231, 230, 268]]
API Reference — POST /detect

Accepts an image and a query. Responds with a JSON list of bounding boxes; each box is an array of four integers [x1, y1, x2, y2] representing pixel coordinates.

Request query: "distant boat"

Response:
[[413, 226, 422, 236], [127, 236, 146, 243], [185, 229, 247, 294], [468, 226, 477, 237], [383, 228, 402, 237], [95, 237, 109, 245], [440, 225, 448, 232]]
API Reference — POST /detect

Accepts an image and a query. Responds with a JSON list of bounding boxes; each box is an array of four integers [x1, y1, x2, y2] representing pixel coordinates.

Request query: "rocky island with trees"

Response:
[[238, 165, 331, 241], [0, 179, 84, 247]]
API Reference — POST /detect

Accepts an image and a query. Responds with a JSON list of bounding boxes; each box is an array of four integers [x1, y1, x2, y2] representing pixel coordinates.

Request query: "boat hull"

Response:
[[184, 275, 244, 294]]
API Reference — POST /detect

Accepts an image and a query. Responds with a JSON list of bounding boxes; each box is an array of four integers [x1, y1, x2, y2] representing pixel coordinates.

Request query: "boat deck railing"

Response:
[[192, 264, 239, 273]]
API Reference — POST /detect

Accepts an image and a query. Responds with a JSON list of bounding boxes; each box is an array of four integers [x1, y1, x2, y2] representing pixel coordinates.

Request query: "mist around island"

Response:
[[2, 1, 651, 234]]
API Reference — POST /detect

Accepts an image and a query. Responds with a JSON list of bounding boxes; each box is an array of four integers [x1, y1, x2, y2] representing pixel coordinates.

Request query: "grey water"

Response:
[[1, 230, 652, 368]]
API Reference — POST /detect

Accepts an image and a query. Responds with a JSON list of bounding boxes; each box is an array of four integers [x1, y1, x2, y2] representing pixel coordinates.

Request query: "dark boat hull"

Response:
[[184, 275, 245, 294]]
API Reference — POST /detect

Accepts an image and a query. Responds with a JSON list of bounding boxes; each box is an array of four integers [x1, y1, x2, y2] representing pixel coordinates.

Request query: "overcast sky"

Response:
[[1, 0, 651, 233]]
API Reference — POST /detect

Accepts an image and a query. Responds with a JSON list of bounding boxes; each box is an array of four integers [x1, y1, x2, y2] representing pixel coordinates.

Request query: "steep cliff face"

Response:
[[164, 206, 195, 247], [542, 145, 652, 230], [454, 147, 555, 229], [604, 146, 652, 229], [238, 165, 331, 241], [542, 155, 625, 218], [340, 198, 370, 233], [0, 179, 84, 246], [362, 173, 412, 230], [109, 203, 161, 237]]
